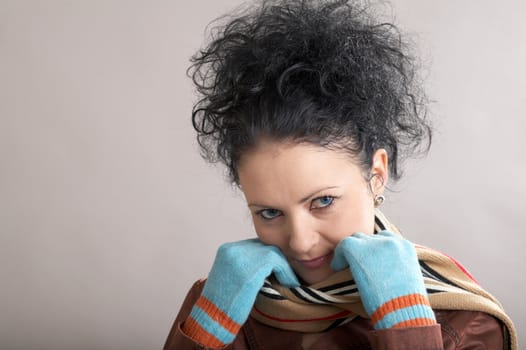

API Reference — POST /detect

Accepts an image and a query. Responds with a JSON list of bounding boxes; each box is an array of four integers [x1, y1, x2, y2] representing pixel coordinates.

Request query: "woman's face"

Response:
[[238, 140, 388, 285]]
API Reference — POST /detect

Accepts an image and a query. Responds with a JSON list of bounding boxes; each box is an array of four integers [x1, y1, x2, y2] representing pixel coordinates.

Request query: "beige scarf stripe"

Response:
[[415, 246, 516, 350], [251, 211, 518, 350]]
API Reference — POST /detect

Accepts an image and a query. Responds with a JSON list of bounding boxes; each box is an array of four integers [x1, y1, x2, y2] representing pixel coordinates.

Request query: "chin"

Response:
[[298, 267, 335, 285]]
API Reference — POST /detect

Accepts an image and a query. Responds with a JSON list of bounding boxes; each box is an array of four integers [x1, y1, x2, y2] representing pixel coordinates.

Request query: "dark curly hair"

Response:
[[189, 0, 432, 184]]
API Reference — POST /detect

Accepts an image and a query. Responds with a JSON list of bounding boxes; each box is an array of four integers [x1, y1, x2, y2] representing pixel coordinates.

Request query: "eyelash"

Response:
[[256, 195, 338, 221], [311, 195, 336, 209]]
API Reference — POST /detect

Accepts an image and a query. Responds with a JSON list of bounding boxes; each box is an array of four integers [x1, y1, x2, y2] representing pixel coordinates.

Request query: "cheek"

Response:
[[321, 215, 358, 243], [253, 221, 287, 247], [324, 202, 376, 238]]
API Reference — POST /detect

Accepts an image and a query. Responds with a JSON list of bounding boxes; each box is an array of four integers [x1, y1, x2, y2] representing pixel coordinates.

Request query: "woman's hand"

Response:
[[183, 239, 299, 348], [331, 231, 436, 330]]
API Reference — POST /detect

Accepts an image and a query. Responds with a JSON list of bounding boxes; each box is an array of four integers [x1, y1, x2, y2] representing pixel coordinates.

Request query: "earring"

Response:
[[374, 194, 385, 207]]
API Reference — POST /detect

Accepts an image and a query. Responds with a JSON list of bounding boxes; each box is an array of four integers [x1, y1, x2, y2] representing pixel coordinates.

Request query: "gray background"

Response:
[[1, 0, 524, 349]]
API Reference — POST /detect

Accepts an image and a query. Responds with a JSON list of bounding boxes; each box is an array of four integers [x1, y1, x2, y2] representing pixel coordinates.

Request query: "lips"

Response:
[[296, 252, 333, 269]]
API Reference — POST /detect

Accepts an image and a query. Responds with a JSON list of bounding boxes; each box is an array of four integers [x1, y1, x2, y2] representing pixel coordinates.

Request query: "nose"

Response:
[[287, 213, 319, 255]]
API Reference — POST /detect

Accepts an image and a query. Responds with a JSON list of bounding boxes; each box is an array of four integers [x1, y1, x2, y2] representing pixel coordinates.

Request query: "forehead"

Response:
[[237, 140, 365, 202]]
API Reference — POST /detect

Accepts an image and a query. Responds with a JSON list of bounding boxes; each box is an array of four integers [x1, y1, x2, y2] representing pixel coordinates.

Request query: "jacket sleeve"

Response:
[[437, 310, 504, 349], [163, 280, 236, 350], [367, 310, 504, 350], [367, 325, 444, 350]]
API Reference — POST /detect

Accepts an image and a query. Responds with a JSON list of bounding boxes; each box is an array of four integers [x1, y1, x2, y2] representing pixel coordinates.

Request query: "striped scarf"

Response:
[[251, 210, 518, 350]]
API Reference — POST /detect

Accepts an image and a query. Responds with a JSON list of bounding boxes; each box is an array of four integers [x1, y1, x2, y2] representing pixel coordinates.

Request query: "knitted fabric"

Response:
[[251, 210, 518, 350], [182, 239, 299, 348], [331, 230, 436, 329]]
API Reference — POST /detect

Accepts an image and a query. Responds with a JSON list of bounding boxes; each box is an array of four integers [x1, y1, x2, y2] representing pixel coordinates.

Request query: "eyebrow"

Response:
[[247, 186, 339, 208]]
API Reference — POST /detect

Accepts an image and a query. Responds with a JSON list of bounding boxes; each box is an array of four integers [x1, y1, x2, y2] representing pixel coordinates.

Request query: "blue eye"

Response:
[[311, 195, 334, 209], [258, 208, 282, 220]]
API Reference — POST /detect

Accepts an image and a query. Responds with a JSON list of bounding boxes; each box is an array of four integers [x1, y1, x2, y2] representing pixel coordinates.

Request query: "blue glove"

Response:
[[183, 239, 299, 348], [331, 231, 436, 330]]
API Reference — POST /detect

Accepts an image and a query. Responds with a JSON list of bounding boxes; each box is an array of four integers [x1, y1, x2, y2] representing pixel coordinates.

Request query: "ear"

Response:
[[370, 149, 388, 194]]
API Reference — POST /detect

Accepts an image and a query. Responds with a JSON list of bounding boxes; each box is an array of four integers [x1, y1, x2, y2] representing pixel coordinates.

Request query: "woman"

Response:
[[164, 0, 517, 349]]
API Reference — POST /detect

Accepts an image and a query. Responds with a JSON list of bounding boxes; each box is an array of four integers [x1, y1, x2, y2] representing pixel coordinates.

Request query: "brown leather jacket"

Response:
[[164, 280, 504, 350]]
